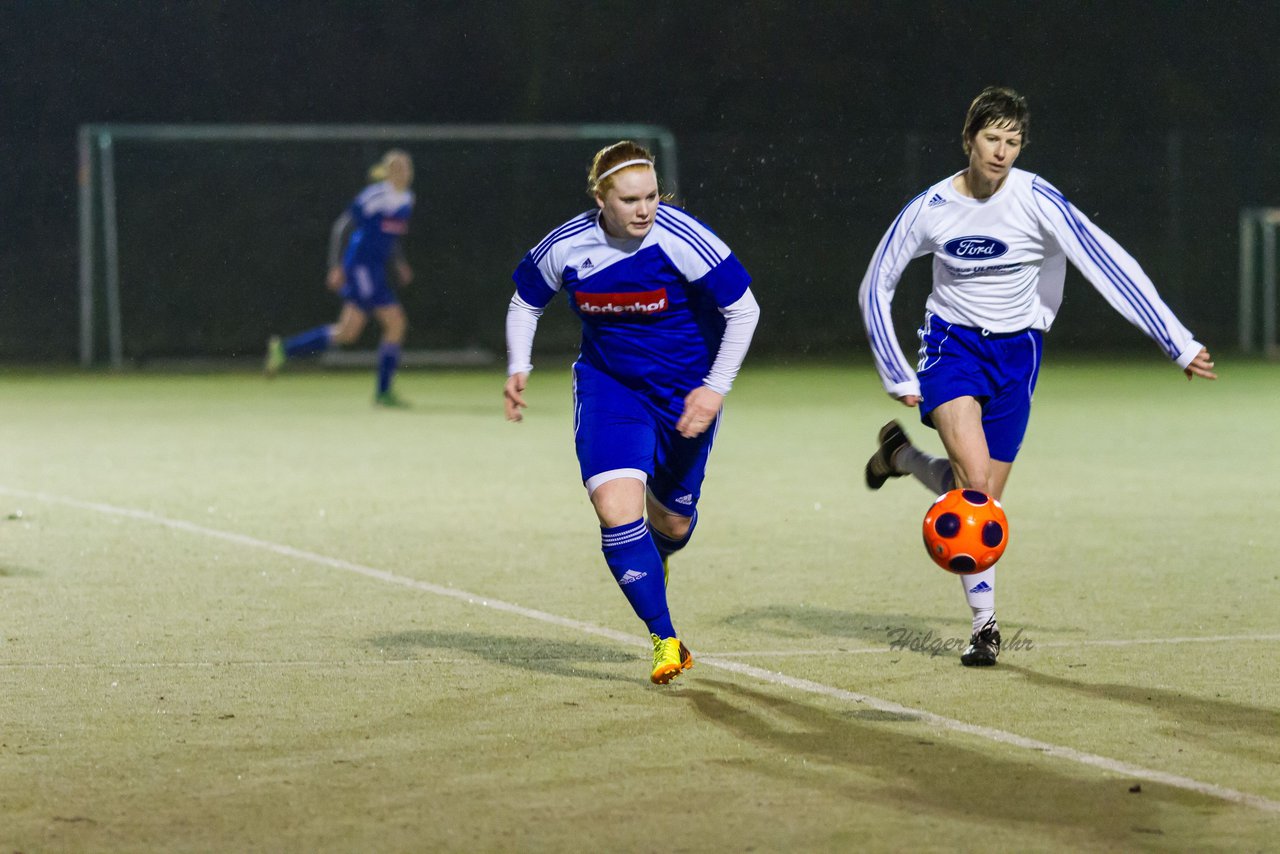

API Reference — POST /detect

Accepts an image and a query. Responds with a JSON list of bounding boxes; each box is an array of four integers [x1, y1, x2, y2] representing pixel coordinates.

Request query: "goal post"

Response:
[[77, 123, 679, 368], [1239, 207, 1280, 358]]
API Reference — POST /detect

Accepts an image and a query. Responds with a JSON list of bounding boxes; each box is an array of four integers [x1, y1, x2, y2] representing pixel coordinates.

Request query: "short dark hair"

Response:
[[962, 87, 1030, 154]]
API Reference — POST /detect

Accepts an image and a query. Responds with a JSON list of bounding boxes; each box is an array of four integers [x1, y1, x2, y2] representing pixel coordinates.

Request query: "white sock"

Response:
[[961, 568, 995, 634], [897, 445, 956, 495]]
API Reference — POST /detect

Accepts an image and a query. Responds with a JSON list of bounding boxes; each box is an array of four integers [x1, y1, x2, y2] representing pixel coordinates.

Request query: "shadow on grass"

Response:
[[1002, 663, 1280, 762], [369, 629, 639, 683], [721, 604, 951, 645], [720, 604, 1069, 655], [682, 677, 1227, 846], [0, 564, 40, 578]]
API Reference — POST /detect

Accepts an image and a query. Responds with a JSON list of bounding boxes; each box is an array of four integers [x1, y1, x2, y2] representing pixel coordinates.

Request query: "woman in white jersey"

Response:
[[504, 140, 760, 684], [858, 87, 1217, 666]]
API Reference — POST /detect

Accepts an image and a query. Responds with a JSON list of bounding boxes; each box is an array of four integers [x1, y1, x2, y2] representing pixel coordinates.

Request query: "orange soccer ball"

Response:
[[922, 489, 1009, 574]]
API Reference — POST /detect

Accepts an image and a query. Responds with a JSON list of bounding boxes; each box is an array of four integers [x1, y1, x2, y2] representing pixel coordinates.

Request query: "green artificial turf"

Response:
[[1, 360, 1276, 851]]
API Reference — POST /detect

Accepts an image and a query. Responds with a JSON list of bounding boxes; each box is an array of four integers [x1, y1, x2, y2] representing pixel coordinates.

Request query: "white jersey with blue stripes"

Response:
[[858, 167, 1202, 398]]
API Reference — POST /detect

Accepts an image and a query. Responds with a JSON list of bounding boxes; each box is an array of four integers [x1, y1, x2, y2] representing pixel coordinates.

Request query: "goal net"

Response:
[[77, 124, 679, 368]]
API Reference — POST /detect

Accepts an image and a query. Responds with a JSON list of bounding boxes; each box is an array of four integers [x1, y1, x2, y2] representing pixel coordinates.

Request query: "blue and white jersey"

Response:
[[858, 167, 1202, 399], [343, 181, 414, 268], [512, 203, 752, 401]]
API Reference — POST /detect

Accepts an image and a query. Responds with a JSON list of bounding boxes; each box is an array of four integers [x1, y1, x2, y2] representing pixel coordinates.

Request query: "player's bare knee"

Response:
[[651, 512, 692, 541], [330, 324, 361, 345], [587, 471, 647, 527], [954, 464, 993, 494], [966, 472, 995, 495], [379, 310, 407, 342]]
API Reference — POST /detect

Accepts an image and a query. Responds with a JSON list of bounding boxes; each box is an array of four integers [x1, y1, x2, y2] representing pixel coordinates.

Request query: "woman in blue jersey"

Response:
[[266, 149, 415, 407], [859, 87, 1217, 666], [503, 140, 761, 684]]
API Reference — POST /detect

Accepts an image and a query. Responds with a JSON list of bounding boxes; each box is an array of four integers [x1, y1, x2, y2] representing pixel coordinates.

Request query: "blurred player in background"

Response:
[[266, 149, 416, 407], [858, 86, 1216, 666], [503, 140, 761, 684]]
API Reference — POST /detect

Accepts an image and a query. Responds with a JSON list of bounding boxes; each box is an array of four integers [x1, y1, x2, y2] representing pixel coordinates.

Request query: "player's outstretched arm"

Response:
[[1184, 347, 1218, 381], [504, 373, 528, 422], [858, 194, 928, 399], [678, 288, 758, 438], [327, 210, 354, 275], [504, 293, 543, 423]]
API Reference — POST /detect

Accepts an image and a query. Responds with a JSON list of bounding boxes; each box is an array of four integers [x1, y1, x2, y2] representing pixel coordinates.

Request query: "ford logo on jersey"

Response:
[[943, 236, 1009, 259]]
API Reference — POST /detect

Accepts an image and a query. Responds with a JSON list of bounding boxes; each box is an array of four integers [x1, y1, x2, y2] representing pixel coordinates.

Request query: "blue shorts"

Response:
[[916, 312, 1043, 463], [572, 361, 716, 515], [339, 263, 398, 312]]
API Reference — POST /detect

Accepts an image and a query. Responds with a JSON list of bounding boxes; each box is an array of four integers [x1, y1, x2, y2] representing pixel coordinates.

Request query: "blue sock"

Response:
[[648, 509, 698, 559], [601, 519, 676, 638], [283, 326, 331, 358], [377, 342, 401, 395]]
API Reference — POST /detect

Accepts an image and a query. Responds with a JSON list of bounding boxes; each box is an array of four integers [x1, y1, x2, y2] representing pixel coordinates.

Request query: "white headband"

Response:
[[595, 158, 654, 184]]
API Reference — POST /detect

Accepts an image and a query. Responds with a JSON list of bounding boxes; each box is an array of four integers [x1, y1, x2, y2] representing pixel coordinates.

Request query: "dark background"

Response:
[[3, 1, 1278, 364]]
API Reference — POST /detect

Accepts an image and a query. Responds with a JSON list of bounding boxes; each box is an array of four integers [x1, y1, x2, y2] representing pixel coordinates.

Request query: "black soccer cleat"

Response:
[[960, 618, 1001, 667], [865, 420, 911, 490]]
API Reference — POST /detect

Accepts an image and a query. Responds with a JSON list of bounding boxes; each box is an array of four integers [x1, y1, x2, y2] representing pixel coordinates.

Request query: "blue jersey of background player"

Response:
[[265, 149, 416, 407], [504, 140, 761, 685], [336, 173, 414, 292]]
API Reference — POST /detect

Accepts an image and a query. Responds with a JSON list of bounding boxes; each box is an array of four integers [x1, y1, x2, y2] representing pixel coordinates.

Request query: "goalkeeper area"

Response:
[[77, 123, 678, 368], [1, 361, 1277, 851]]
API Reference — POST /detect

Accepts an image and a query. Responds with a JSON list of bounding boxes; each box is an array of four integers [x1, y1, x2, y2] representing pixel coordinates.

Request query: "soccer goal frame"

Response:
[[1239, 207, 1280, 358], [76, 123, 679, 368]]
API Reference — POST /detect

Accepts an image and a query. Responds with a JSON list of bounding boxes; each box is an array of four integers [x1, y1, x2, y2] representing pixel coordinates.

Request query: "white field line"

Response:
[[0, 659, 472, 670], [4, 484, 1279, 815]]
